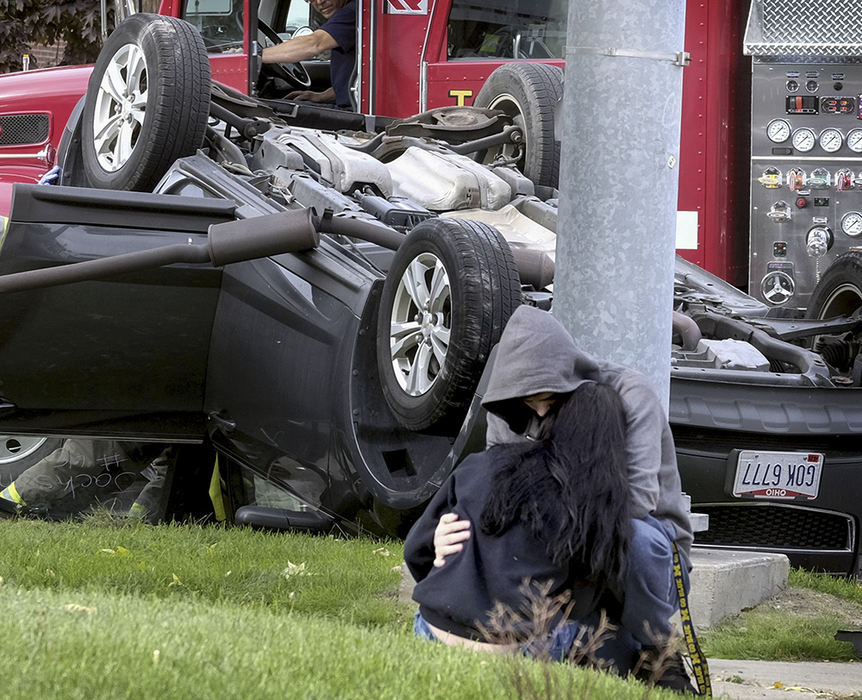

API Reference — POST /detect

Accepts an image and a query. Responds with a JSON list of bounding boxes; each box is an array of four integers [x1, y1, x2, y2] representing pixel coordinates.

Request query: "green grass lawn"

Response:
[[789, 567, 862, 605], [700, 568, 862, 662], [0, 519, 686, 700], [3, 517, 861, 698]]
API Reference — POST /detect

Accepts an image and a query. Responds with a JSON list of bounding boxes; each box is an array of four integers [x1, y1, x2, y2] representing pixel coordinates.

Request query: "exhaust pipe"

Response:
[[509, 247, 554, 290], [672, 310, 702, 352], [0, 209, 319, 294], [1, 205, 554, 293]]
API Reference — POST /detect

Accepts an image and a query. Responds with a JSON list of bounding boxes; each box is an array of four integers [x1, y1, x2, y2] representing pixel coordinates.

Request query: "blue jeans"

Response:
[[413, 610, 639, 671], [413, 609, 437, 642], [622, 515, 689, 646]]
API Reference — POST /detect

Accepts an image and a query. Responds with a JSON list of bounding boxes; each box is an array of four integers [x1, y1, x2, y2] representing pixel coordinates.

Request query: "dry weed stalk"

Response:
[[476, 580, 653, 700], [632, 623, 691, 698]]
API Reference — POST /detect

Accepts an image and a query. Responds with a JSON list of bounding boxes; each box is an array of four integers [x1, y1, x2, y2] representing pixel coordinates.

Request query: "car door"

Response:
[[0, 183, 236, 440]]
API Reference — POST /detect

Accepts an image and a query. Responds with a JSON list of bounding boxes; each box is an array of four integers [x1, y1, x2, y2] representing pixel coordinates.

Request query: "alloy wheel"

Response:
[[92, 43, 149, 172], [387, 252, 452, 396], [0, 435, 49, 466]]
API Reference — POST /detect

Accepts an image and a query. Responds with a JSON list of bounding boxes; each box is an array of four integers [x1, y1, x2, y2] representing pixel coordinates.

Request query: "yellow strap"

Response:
[[673, 543, 712, 697], [208, 456, 227, 522], [128, 502, 148, 518], [1, 481, 26, 505]]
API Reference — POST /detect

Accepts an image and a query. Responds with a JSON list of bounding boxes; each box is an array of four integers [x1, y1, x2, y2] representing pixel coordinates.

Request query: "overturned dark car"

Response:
[[1, 16, 861, 576]]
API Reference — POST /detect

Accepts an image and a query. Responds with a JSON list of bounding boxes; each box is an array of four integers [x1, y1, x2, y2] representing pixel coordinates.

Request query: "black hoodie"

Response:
[[403, 423, 611, 641]]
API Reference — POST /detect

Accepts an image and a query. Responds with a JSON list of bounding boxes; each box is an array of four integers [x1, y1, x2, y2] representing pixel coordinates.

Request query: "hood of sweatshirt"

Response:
[[481, 305, 599, 434]]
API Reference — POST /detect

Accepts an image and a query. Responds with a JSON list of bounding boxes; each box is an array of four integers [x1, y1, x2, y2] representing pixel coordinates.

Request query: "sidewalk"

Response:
[[708, 658, 862, 698]]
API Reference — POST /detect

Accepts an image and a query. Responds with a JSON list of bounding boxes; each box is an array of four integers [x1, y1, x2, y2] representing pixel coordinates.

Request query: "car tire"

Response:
[[81, 14, 211, 191], [0, 436, 62, 472], [377, 218, 522, 432], [473, 62, 563, 189], [806, 251, 862, 319]]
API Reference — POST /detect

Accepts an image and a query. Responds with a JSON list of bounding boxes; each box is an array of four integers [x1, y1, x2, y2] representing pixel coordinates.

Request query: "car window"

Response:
[[183, 0, 245, 53], [447, 0, 567, 60]]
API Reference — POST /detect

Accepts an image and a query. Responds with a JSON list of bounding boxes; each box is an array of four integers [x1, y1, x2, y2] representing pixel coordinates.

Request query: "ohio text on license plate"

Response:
[[732, 450, 823, 499]]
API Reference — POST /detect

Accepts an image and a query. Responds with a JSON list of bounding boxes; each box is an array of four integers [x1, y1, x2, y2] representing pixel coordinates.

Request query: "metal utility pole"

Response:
[[553, 0, 687, 411]]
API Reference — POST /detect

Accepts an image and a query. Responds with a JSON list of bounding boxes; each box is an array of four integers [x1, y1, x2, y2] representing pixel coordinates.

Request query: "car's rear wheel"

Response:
[[0, 436, 62, 471], [473, 62, 563, 189], [81, 14, 211, 191], [806, 251, 862, 320], [377, 218, 521, 431]]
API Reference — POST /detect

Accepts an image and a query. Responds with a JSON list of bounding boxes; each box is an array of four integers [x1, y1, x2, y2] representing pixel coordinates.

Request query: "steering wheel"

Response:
[[258, 19, 312, 90]]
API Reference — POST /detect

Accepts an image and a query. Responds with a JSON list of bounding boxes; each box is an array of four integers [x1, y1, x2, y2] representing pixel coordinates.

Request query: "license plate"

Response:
[[732, 450, 823, 499]]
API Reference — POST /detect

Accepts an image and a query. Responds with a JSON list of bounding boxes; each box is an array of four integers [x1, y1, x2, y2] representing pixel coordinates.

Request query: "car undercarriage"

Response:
[[1, 15, 861, 575]]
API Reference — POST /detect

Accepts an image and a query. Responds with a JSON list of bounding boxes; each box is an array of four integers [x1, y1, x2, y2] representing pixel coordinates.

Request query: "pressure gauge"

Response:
[[792, 128, 816, 152], [819, 128, 843, 153], [847, 128, 862, 153], [766, 119, 791, 143], [841, 211, 862, 237]]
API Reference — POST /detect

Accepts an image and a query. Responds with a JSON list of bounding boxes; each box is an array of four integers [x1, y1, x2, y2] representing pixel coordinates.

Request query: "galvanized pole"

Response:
[[553, 0, 687, 411]]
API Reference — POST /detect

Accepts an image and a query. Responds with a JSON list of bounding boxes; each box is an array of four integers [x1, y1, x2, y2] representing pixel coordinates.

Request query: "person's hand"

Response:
[[286, 89, 315, 102], [433, 513, 471, 568], [286, 88, 334, 103]]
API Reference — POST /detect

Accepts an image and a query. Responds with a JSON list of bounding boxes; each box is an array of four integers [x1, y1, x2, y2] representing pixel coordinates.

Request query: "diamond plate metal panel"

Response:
[[745, 0, 862, 57]]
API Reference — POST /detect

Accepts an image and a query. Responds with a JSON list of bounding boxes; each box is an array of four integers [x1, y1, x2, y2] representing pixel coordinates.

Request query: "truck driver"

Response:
[[261, 0, 356, 109]]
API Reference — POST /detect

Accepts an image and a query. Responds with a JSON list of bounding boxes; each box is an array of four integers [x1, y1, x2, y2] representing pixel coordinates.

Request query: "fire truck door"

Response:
[[179, 0, 252, 94], [366, 0, 436, 117]]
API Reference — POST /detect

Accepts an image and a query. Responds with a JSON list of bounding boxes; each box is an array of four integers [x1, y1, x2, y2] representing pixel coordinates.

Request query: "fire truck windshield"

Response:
[[448, 0, 567, 61]]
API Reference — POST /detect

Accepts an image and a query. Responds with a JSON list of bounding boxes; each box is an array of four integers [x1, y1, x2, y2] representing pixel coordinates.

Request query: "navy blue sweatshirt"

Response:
[[403, 447, 601, 642]]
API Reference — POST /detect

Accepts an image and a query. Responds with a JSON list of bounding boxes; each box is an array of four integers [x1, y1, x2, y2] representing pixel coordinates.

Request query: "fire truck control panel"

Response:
[[746, 1, 862, 311]]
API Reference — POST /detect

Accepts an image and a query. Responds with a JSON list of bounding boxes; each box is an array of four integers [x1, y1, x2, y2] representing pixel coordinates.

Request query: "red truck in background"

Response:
[[1, 0, 860, 318], [0, 0, 745, 281]]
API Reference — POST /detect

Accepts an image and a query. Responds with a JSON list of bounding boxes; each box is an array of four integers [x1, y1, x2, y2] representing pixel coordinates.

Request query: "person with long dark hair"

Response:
[[404, 381, 639, 668], [408, 305, 698, 694]]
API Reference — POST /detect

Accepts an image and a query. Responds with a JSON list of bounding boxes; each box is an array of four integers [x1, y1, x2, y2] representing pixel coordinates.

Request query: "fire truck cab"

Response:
[[202, 0, 568, 118], [144, 0, 568, 115]]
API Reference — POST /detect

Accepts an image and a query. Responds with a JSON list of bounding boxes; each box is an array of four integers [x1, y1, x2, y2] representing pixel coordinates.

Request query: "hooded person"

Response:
[[431, 305, 698, 694], [403, 380, 641, 671]]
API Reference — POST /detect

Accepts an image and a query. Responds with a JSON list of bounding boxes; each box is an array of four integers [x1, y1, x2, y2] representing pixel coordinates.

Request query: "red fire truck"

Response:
[[0, 0, 744, 275], [1, 0, 860, 315]]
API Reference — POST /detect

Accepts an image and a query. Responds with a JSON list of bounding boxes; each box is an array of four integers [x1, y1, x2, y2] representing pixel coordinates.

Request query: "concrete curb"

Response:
[[686, 547, 790, 630]]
